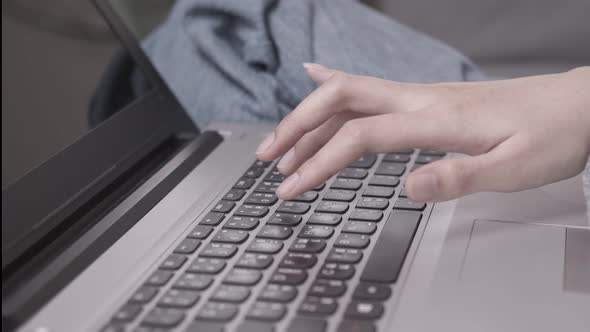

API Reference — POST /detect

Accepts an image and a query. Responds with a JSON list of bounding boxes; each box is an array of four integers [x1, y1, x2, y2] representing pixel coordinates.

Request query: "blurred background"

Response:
[[2, 0, 589, 188]]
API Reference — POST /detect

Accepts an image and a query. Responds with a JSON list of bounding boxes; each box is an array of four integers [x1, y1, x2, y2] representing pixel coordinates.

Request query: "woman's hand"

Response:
[[256, 64, 590, 202]]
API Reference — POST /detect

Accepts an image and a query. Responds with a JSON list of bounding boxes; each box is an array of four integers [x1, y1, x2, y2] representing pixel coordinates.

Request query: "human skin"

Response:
[[255, 64, 590, 202]]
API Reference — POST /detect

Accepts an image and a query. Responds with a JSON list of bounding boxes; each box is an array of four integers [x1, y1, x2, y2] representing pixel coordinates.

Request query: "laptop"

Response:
[[3, 1, 589, 331]]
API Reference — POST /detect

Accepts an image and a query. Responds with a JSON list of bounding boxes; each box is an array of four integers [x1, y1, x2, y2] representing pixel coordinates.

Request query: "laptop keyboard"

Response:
[[101, 149, 445, 332]]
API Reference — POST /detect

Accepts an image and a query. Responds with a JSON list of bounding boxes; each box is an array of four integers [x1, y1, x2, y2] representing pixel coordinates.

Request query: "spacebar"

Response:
[[361, 210, 422, 283]]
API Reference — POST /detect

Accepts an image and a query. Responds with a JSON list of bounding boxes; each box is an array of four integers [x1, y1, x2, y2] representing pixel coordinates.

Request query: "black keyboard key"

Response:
[[142, 308, 185, 328], [258, 284, 298, 302], [287, 317, 327, 332], [315, 201, 349, 214], [186, 322, 224, 332], [368, 175, 400, 187], [308, 213, 342, 226], [337, 320, 376, 332], [187, 258, 226, 274], [334, 233, 370, 249], [356, 197, 389, 210], [415, 155, 442, 164], [174, 238, 201, 254], [100, 324, 125, 332], [237, 321, 275, 332], [342, 221, 377, 235], [255, 181, 280, 193], [280, 253, 318, 269], [188, 225, 214, 239], [353, 283, 392, 301], [200, 243, 238, 258], [323, 190, 356, 202], [362, 186, 395, 198], [326, 248, 363, 264], [345, 301, 384, 320], [349, 209, 383, 222], [224, 216, 259, 230], [289, 239, 327, 254], [247, 239, 283, 254], [236, 253, 274, 269], [160, 254, 187, 271], [158, 289, 200, 308], [247, 302, 287, 321], [308, 279, 347, 298], [375, 162, 406, 176], [212, 229, 249, 244], [382, 153, 411, 163], [298, 297, 338, 316], [211, 284, 251, 303], [245, 167, 265, 178], [235, 204, 269, 218], [113, 304, 141, 322], [253, 160, 273, 168], [199, 212, 225, 226], [394, 198, 427, 211], [298, 225, 334, 239], [319, 263, 356, 280], [337, 168, 368, 179], [269, 268, 308, 285], [419, 149, 446, 156], [361, 210, 421, 283], [234, 178, 256, 190], [348, 154, 377, 169], [331, 178, 362, 191], [257, 225, 293, 240], [211, 200, 236, 213], [276, 201, 311, 214], [245, 192, 278, 206], [130, 286, 158, 304], [173, 273, 213, 291], [265, 169, 286, 182], [223, 189, 246, 201], [268, 213, 303, 227], [224, 268, 262, 286], [196, 302, 238, 321], [293, 191, 319, 203], [146, 270, 174, 286]]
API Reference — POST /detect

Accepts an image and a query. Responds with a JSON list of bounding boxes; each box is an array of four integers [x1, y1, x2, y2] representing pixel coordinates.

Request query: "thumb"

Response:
[[303, 63, 343, 84]]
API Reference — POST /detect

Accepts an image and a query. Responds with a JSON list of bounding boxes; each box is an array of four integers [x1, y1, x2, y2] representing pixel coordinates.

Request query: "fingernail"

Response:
[[277, 172, 300, 198], [302, 62, 331, 73], [277, 148, 295, 172], [409, 172, 439, 202], [256, 132, 275, 155]]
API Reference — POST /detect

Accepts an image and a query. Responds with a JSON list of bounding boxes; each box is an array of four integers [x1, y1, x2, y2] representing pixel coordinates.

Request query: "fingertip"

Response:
[[406, 171, 440, 202], [303, 62, 335, 84]]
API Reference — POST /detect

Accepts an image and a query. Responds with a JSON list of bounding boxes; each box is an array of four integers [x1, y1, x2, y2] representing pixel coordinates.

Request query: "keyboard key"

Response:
[[224, 268, 262, 286], [276, 201, 311, 214], [280, 253, 318, 269], [345, 301, 384, 320], [269, 268, 308, 285], [224, 216, 259, 230], [361, 210, 421, 283], [187, 258, 226, 274], [211, 200, 236, 213], [200, 243, 238, 258], [236, 321, 274, 332], [245, 193, 278, 206], [186, 322, 224, 332], [342, 221, 377, 235], [253, 160, 273, 168], [415, 155, 441, 164], [188, 225, 213, 239], [146, 270, 173, 286], [212, 229, 249, 244], [349, 209, 383, 222], [394, 198, 427, 211], [234, 178, 255, 190], [141, 308, 185, 327], [353, 283, 392, 301], [268, 213, 303, 227], [255, 181, 280, 193], [173, 273, 213, 291], [223, 189, 246, 201], [318, 263, 356, 280], [382, 153, 411, 163], [348, 154, 377, 169], [196, 302, 238, 321], [245, 167, 265, 178], [308, 213, 342, 226], [334, 234, 370, 249], [356, 197, 389, 210], [337, 320, 376, 332], [160, 254, 187, 270], [199, 212, 225, 226], [265, 169, 286, 182], [113, 304, 141, 322], [337, 168, 368, 179], [174, 238, 201, 254], [157, 289, 200, 308], [235, 204, 269, 218], [100, 324, 125, 332], [323, 190, 356, 202], [368, 175, 400, 187], [130, 286, 158, 304], [390, 148, 414, 155], [247, 239, 283, 254], [235, 253, 274, 269], [289, 239, 327, 254], [375, 162, 406, 176], [419, 149, 446, 156], [211, 284, 251, 303], [308, 279, 347, 298], [287, 317, 327, 332], [315, 201, 349, 214], [326, 248, 363, 264], [257, 225, 293, 240], [293, 191, 319, 203], [362, 186, 395, 198], [298, 297, 338, 316], [258, 284, 298, 302], [331, 178, 362, 191], [298, 225, 334, 239], [247, 302, 287, 321]]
